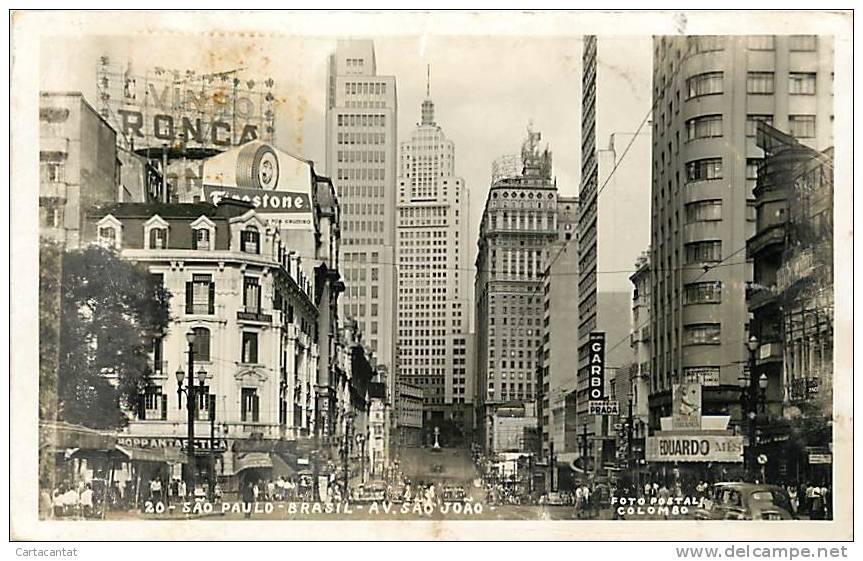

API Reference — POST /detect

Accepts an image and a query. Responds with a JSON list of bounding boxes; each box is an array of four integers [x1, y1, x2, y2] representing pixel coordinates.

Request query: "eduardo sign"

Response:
[[646, 435, 743, 463]]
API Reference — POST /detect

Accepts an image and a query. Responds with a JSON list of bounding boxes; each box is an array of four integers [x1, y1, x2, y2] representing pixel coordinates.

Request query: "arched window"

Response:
[[192, 327, 211, 362], [241, 226, 260, 254], [149, 227, 168, 249]]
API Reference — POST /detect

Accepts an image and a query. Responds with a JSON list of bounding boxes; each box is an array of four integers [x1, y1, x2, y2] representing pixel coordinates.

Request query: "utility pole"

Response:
[[548, 441, 555, 493]]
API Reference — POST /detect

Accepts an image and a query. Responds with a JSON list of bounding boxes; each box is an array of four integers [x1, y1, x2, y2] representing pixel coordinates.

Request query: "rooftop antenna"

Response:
[[426, 64, 430, 97]]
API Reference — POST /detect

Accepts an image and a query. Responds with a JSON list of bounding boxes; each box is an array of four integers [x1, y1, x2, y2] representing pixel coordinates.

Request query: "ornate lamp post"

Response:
[[175, 329, 207, 498], [743, 335, 760, 481]]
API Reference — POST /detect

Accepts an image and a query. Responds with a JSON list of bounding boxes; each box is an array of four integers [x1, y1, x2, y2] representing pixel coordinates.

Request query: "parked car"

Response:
[[693, 482, 794, 520], [442, 485, 468, 503], [353, 482, 387, 503], [540, 492, 568, 506]]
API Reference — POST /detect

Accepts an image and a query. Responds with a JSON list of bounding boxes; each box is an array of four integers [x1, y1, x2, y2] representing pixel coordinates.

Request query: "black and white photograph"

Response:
[[7, 8, 854, 543]]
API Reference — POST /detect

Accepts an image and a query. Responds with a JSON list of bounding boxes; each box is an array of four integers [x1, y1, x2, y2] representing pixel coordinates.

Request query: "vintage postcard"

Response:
[[8, 9, 854, 541]]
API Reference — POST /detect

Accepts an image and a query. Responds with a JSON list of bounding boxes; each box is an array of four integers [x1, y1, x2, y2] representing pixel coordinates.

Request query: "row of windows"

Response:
[[687, 35, 818, 54], [140, 385, 262, 423], [336, 150, 387, 164], [336, 114, 387, 127], [337, 132, 386, 145], [335, 168, 386, 182], [344, 81, 387, 96], [685, 71, 818, 100]]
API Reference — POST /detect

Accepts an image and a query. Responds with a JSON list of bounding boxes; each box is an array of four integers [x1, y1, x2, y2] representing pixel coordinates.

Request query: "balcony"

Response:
[[757, 341, 783, 365], [746, 283, 779, 311], [237, 309, 273, 324], [747, 223, 786, 258]]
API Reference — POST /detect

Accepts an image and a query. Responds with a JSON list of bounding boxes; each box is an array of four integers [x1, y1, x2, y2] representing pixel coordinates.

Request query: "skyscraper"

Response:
[[325, 40, 398, 403], [474, 127, 569, 452], [395, 68, 472, 444], [649, 35, 833, 426], [576, 36, 646, 472]]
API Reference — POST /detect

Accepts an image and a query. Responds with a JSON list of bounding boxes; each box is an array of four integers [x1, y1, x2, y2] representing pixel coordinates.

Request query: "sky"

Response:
[[39, 30, 652, 294]]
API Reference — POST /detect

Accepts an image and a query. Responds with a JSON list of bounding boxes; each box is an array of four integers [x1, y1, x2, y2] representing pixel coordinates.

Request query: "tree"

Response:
[[56, 245, 171, 429]]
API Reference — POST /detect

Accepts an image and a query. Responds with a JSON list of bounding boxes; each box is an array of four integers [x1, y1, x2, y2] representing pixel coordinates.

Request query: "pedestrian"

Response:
[[810, 486, 825, 520], [253, 480, 261, 502], [241, 480, 254, 519], [266, 479, 275, 501], [80, 484, 94, 519], [177, 478, 187, 504], [150, 477, 162, 504], [62, 485, 80, 518], [787, 484, 799, 517]]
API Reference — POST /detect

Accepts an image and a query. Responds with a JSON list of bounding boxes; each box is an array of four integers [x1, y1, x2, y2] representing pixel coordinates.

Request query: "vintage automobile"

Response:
[[539, 492, 569, 506], [353, 482, 387, 503], [442, 485, 468, 503], [693, 482, 794, 520]]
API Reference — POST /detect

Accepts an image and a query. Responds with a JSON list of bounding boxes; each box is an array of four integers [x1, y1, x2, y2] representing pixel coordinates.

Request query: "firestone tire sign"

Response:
[[645, 435, 744, 463]]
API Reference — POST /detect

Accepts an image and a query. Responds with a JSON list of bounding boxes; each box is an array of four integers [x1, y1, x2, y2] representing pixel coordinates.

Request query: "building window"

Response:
[[686, 115, 723, 141], [789, 72, 817, 95], [195, 386, 211, 420], [789, 115, 816, 139], [241, 226, 260, 254], [747, 35, 775, 50], [683, 323, 721, 345], [191, 327, 211, 362], [149, 227, 167, 249], [747, 72, 775, 94], [242, 331, 259, 364], [746, 114, 774, 137], [690, 36, 725, 53], [193, 228, 211, 251], [140, 385, 166, 420], [684, 281, 722, 304], [685, 158, 723, 182], [685, 200, 722, 223], [241, 388, 259, 422], [685, 241, 722, 264], [685, 72, 723, 99], [98, 226, 117, 248], [186, 274, 214, 315], [243, 276, 261, 314], [746, 159, 762, 181], [789, 35, 817, 51], [40, 161, 65, 183]]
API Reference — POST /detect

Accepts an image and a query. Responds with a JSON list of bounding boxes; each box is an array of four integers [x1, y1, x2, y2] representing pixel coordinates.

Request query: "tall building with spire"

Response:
[[324, 40, 398, 405], [474, 126, 571, 452], [395, 67, 473, 446]]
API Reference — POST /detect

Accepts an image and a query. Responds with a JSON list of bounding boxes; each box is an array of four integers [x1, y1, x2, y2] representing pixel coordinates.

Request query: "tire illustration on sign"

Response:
[[236, 142, 279, 189]]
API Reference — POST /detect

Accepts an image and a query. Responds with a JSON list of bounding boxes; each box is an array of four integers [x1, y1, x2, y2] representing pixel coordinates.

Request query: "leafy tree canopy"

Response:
[[55, 245, 170, 429]]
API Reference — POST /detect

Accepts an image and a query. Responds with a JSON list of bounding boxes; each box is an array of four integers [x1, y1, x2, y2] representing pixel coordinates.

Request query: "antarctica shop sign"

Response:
[[646, 435, 744, 463]]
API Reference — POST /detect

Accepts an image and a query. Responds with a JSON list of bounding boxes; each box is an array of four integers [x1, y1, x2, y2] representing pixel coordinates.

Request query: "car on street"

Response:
[[353, 482, 387, 503], [442, 485, 468, 503], [693, 482, 794, 520], [539, 492, 569, 506]]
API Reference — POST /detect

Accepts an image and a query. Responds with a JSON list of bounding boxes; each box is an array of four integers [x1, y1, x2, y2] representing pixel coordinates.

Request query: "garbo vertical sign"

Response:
[[588, 332, 605, 402]]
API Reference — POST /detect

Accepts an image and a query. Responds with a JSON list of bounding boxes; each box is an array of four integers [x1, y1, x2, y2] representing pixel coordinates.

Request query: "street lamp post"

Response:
[[175, 330, 207, 499], [357, 434, 367, 485], [744, 336, 760, 481]]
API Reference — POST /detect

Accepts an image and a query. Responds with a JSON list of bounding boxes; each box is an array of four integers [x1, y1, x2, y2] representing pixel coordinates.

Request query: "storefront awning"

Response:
[[40, 421, 117, 453], [115, 445, 188, 464], [235, 452, 274, 472]]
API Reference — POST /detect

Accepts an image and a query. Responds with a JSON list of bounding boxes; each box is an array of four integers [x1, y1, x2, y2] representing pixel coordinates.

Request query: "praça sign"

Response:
[[645, 435, 744, 463]]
